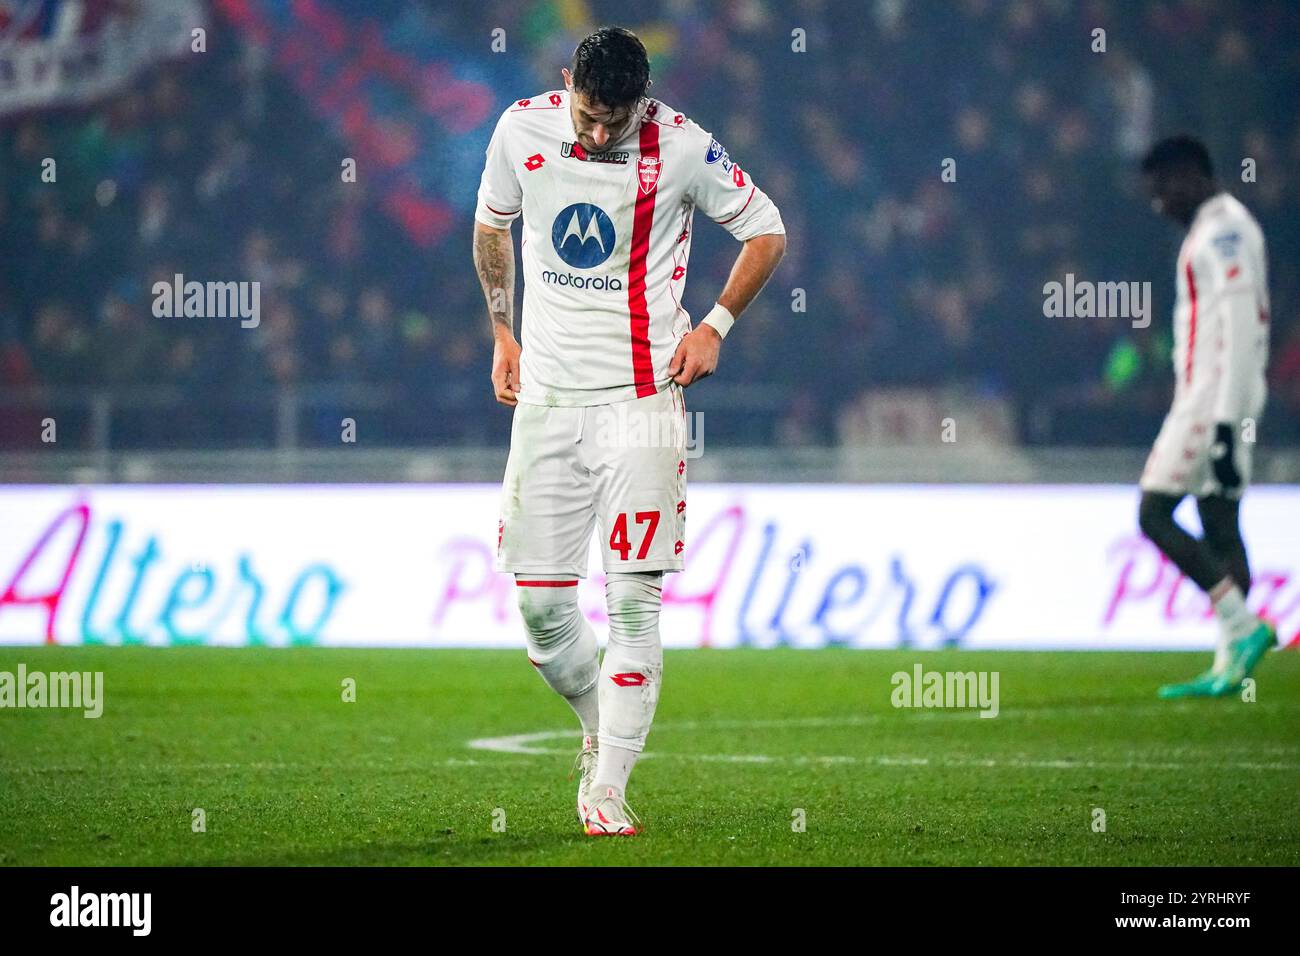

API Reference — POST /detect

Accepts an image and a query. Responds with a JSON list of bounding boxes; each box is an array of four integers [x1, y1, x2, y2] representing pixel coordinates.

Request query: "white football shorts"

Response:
[[496, 384, 688, 577], [1140, 399, 1258, 500]]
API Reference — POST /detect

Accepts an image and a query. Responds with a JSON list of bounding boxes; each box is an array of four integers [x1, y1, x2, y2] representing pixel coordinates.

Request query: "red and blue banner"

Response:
[[216, 0, 530, 246]]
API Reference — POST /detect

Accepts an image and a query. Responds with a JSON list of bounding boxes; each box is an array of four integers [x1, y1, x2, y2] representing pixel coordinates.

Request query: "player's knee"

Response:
[[516, 587, 581, 649], [1201, 522, 1236, 555], [604, 572, 662, 647], [1138, 493, 1176, 543], [1197, 502, 1241, 553]]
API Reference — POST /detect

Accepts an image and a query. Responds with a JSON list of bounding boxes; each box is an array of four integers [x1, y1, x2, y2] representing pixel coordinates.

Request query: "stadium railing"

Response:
[[5, 445, 1300, 485]]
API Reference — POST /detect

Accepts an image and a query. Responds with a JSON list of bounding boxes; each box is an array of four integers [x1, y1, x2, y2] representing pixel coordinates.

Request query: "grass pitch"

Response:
[[1, 646, 1297, 866]]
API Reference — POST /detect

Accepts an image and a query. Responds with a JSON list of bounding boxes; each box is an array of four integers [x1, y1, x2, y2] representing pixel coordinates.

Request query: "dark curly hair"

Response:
[[1141, 135, 1215, 178], [571, 27, 650, 112]]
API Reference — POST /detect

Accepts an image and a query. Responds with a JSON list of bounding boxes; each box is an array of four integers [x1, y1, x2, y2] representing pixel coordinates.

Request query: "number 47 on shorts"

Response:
[[609, 511, 660, 561]]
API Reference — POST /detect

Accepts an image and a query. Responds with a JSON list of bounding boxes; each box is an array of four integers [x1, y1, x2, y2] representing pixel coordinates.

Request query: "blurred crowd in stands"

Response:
[[2, 0, 1298, 449]]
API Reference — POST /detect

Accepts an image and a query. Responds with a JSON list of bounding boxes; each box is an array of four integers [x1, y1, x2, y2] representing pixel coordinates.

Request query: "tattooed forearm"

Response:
[[473, 223, 515, 335]]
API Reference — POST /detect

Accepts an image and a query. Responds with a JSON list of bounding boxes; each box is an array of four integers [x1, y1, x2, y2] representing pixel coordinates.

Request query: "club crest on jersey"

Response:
[[637, 156, 661, 195], [551, 203, 616, 268]]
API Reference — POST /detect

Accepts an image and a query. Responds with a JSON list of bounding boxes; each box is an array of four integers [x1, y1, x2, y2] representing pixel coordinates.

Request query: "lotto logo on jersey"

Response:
[[551, 203, 616, 268]]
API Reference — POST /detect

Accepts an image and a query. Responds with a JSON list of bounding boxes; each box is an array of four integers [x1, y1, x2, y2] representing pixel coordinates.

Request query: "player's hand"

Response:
[[491, 333, 522, 406], [1211, 422, 1242, 491], [668, 324, 721, 387]]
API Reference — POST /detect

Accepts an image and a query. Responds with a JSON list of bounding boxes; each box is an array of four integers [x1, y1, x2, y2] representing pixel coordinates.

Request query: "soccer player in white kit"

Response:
[[1135, 136, 1277, 698], [471, 27, 786, 834]]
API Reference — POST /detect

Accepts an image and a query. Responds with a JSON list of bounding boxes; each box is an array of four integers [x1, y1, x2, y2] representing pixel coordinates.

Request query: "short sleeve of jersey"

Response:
[[683, 120, 785, 242], [475, 110, 523, 228]]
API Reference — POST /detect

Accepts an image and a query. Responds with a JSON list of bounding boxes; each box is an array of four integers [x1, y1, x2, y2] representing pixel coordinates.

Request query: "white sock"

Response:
[[595, 571, 663, 795], [593, 743, 639, 797], [1210, 579, 1256, 672], [516, 576, 600, 735], [567, 682, 600, 737], [1211, 631, 1232, 675]]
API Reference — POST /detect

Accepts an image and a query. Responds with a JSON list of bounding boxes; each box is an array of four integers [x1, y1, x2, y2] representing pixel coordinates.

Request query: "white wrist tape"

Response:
[[700, 303, 735, 339]]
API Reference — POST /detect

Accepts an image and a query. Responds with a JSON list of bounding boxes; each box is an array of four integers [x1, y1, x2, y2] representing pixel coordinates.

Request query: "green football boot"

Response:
[[1157, 668, 1237, 699], [1208, 619, 1278, 696]]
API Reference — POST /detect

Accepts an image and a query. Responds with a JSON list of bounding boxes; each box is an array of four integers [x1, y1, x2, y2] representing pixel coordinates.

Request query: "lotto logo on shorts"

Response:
[[610, 672, 647, 687], [497, 519, 504, 553], [674, 540, 684, 555]]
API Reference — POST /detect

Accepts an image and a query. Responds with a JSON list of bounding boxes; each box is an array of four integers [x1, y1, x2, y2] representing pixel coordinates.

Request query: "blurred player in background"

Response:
[[1136, 135, 1277, 698], [472, 27, 786, 834]]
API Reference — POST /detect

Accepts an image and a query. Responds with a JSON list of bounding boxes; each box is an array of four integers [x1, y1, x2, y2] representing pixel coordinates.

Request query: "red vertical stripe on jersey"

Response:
[[628, 123, 660, 398], [1184, 259, 1198, 385]]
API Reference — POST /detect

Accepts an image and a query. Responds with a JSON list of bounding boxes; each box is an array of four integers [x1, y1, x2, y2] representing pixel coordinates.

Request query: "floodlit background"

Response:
[[1, 0, 1297, 478]]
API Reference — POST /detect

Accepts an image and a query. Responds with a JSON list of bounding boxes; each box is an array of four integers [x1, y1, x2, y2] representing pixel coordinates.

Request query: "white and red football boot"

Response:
[[584, 787, 642, 837]]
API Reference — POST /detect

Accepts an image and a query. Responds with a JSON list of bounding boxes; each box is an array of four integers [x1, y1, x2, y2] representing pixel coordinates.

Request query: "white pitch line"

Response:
[[466, 717, 1300, 772], [463, 702, 1254, 754]]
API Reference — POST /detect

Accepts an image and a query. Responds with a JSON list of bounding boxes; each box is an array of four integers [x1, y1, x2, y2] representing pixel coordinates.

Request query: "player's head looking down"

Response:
[[562, 27, 651, 153], [1141, 135, 1217, 226]]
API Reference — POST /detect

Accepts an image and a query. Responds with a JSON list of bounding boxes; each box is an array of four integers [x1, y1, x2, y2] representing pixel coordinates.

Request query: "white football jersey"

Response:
[[1171, 192, 1270, 422], [475, 90, 785, 406]]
